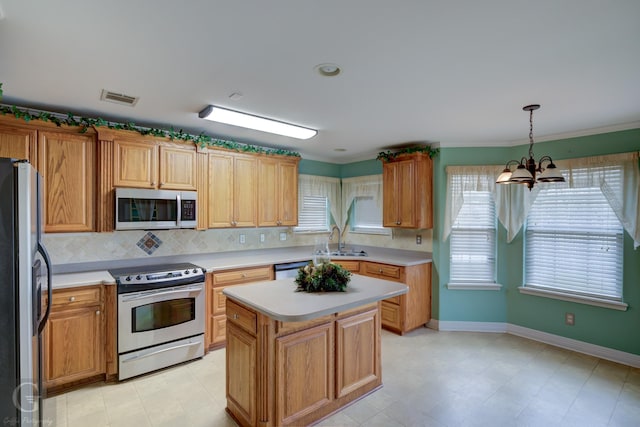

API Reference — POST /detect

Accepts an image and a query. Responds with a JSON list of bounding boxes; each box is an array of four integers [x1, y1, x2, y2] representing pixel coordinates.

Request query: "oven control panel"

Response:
[[109, 263, 206, 293]]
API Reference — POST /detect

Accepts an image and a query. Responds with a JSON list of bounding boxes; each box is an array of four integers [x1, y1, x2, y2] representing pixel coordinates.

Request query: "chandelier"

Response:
[[496, 104, 565, 190]]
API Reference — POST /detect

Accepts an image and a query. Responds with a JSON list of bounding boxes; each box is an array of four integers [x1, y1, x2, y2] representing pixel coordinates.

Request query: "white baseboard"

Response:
[[427, 319, 640, 368]]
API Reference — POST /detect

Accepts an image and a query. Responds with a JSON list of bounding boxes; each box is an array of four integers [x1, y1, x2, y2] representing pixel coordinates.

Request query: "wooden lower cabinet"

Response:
[[226, 300, 381, 427], [359, 261, 431, 334], [206, 265, 273, 350], [276, 323, 334, 425], [43, 286, 105, 394]]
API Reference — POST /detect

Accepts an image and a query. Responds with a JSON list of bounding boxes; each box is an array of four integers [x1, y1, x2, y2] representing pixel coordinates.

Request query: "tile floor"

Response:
[[44, 328, 640, 427]]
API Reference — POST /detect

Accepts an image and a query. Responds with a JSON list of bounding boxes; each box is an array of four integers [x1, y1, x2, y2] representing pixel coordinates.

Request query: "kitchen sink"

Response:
[[329, 250, 368, 257]]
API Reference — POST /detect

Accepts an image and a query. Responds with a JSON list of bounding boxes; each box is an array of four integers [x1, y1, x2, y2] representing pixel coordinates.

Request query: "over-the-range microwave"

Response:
[[115, 188, 197, 230]]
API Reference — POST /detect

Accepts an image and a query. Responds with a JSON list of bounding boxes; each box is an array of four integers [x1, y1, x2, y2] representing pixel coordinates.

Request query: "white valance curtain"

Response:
[[298, 174, 342, 226], [552, 152, 640, 249], [340, 175, 383, 230], [442, 152, 640, 248]]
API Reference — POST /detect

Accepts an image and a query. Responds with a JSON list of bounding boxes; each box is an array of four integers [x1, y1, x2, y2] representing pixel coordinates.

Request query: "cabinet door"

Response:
[[278, 161, 298, 226], [0, 124, 37, 163], [397, 159, 417, 227], [335, 308, 380, 398], [208, 152, 234, 227], [226, 322, 257, 427], [43, 306, 103, 389], [257, 158, 278, 226], [38, 131, 95, 232], [276, 323, 334, 426], [159, 145, 196, 190], [113, 139, 157, 188], [233, 155, 258, 227], [382, 161, 400, 227]]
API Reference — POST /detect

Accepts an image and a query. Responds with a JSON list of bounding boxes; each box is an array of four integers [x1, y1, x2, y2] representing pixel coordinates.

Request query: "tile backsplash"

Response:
[[43, 227, 433, 265]]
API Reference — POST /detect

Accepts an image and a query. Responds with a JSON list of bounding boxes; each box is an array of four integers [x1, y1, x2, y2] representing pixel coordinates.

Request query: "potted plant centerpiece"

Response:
[[294, 261, 351, 293]]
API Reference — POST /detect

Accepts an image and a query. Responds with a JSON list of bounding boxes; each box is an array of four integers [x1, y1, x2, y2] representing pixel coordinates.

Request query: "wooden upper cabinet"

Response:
[[208, 152, 257, 228], [113, 139, 157, 188], [233, 155, 258, 227], [258, 157, 299, 227], [113, 139, 196, 190], [0, 123, 37, 163], [382, 152, 433, 229], [38, 131, 96, 232], [159, 145, 197, 190]]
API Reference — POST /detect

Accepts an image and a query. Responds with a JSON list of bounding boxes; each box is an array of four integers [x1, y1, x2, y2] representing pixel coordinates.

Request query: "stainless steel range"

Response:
[[109, 263, 206, 380]]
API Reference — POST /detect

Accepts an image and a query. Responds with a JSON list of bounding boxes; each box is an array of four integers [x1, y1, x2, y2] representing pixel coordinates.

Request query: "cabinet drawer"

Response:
[[226, 300, 257, 335], [362, 262, 402, 281], [49, 287, 101, 309], [213, 266, 273, 286], [276, 314, 334, 336], [380, 301, 401, 329], [333, 260, 359, 273]]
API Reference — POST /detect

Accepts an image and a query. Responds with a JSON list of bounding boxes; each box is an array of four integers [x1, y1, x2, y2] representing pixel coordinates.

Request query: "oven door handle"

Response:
[[120, 340, 202, 363], [120, 285, 203, 302]]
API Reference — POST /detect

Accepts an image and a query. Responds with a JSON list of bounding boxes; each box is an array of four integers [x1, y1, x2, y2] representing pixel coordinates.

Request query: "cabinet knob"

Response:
[[69, 296, 76, 302], [396, 220, 401, 225], [276, 220, 282, 226], [379, 269, 383, 273], [233, 313, 239, 320], [151, 182, 156, 186], [96, 310, 101, 315], [241, 273, 247, 278]]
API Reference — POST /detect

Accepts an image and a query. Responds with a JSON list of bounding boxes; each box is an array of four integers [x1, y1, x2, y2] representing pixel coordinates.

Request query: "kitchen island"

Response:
[[223, 275, 408, 427]]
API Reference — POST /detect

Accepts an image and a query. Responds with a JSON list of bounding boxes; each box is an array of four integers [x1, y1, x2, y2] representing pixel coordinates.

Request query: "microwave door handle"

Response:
[[176, 193, 181, 227]]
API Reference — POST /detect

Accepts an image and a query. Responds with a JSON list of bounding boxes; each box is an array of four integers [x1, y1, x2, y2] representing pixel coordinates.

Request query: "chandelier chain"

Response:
[[528, 108, 535, 158]]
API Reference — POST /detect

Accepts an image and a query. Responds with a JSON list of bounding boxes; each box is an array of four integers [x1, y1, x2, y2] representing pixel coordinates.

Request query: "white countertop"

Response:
[[52, 245, 431, 289], [223, 275, 408, 322]]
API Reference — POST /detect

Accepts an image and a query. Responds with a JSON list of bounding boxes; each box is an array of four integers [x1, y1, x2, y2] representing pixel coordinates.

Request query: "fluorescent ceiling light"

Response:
[[199, 105, 317, 140]]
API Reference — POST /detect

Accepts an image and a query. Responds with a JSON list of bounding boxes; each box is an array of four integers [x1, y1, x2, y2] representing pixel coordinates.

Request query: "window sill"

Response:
[[447, 283, 503, 291], [293, 229, 330, 234], [349, 228, 391, 236], [518, 286, 628, 311]]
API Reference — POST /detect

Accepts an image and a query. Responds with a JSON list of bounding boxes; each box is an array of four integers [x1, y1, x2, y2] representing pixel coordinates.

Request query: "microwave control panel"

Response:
[[182, 200, 196, 221]]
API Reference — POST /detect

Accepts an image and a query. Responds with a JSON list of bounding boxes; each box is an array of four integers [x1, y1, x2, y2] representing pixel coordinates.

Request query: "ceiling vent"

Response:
[[100, 89, 139, 107]]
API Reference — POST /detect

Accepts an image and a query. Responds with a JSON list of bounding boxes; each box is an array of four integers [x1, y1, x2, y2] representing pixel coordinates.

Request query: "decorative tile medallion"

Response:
[[136, 232, 162, 255]]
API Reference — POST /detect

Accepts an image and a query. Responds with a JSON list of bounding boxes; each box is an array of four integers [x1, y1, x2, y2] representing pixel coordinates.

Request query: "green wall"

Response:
[[433, 128, 640, 355], [299, 159, 341, 177]]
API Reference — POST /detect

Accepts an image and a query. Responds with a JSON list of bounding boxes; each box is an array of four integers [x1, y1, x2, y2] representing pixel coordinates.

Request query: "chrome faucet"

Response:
[[329, 225, 344, 251]]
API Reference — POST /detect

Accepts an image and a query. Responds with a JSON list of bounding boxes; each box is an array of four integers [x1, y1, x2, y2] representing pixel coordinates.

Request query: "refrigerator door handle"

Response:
[[37, 242, 52, 334]]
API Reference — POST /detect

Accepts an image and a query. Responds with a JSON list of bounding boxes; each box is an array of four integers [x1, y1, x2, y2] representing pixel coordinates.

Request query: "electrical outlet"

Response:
[[260, 233, 265, 243], [279, 232, 287, 241], [416, 235, 422, 245], [239, 234, 246, 244], [565, 312, 575, 326]]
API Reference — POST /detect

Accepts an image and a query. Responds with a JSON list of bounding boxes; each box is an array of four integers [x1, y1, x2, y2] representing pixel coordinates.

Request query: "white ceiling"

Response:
[[1, 0, 639, 163]]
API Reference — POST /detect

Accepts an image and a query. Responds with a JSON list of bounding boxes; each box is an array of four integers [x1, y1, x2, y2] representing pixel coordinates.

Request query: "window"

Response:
[[525, 172, 624, 301], [294, 175, 340, 233], [450, 191, 497, 285], [342, 175, 388, 234], [443, 165, 502, 289], [350, 196, 388, 234], [296, 195, 329, 232]]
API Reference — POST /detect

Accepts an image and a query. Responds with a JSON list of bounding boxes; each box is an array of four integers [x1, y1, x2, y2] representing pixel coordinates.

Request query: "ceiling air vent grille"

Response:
[[100, 89, 139, 107]]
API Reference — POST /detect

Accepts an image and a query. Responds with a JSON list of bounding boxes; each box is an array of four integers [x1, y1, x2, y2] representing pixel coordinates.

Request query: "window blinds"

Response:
[[525, 170, 624, 300], [450, 191, 496, 283]]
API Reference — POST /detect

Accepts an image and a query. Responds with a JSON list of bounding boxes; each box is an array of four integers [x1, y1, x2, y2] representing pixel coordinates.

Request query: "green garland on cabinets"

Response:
[[376, 145, 439, 162], [0, 83, 301, 157]]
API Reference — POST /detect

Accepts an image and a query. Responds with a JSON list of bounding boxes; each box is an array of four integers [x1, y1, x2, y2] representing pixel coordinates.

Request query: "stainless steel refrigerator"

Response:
[[0, 158, 52, 426]]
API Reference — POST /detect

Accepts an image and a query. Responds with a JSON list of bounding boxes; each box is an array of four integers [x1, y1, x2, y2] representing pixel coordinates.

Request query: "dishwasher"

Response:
[[274, 260, 311, 279]]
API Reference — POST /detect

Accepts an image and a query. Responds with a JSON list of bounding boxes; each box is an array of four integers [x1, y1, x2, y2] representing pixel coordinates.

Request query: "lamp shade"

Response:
[[509, 164, 534, 183], [537, 163, 566, 182], [496, 168, 514, 184]]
